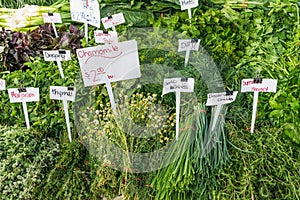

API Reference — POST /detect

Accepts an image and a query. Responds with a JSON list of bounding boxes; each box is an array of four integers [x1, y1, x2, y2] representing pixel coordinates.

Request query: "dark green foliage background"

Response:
[[0, 0, 299, 199]]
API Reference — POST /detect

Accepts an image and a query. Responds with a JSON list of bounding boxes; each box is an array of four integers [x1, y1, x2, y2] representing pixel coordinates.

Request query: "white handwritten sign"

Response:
[[178, 39, 200, 67], [206, 91, 238, 106], [180, 0, 198, 10], [42, 13, 62, 23], [0, 79, 5, 90], [241, 78, 278, 133], [70, 0, 100, 27], [8, 88, 40, 103], [162, 78, 194, 95], [43, 50, 71, 62], [94, 30, 118, 44], [50, 86, 76, 142], [162, 77, 194, 141], [8, 88, 40, 129], [77, 40, 140, 86], [178, 39, 200, 52], [101, 13, 125, 29], [241, 79, 277, 93], [206, 91, 238, 131], [50, 86, 76, 101]]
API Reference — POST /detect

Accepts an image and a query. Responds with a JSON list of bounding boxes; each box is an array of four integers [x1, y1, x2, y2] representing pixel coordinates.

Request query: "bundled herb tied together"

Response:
[[79, 91, 176, 170], [152, 103, 229, 199], [0, 0, 71, 31]]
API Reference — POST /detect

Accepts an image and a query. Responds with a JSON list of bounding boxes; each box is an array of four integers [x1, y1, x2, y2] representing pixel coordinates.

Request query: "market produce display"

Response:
[[0, 0, 299, 199]]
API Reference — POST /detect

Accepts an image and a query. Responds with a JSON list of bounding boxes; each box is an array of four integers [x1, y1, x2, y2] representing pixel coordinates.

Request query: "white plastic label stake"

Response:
[[162, 78, 194, 140], [94, 30, 118, 44], [241, 78, 277, 133], [105, 82, 116, 111], [178, 39, 200, 67], [85, 22, 89, 43], [70, 0, 100, 27], [251, 91, 259, 133], [63, 99, 72, 142], [42, 13, 62, 38], [0, 79, 5, 90], [206, 91, 238, 131], [43, 50, 71, 78], [22, 101, 30, 129], [101, 13, 125, 29], [180, 0, 198, 20], [56, 61, 64, 78], [175, 91, 181, 141], [50, 86, 76, 142], [180, 0, 198, 10], [8, 88, 40, 129]]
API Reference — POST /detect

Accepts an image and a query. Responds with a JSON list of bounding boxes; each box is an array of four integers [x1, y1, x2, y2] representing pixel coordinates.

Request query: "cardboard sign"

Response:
[[206, 91, 238, 106], [241, 79, 277, 93], [42, 13, 62, 23], [8, 88, 40, 103], [94, 30, 118, 43], [43, 50, 71, 61], [77, 40, 140, 87], [50, 86, 76, 101], [178, 39, 200, 52], [180, 0, 198, 10], [101, 13, 125, 29], [70, 0, 100, 27], [162, 78, 194, 95], [0, 79, 5, 90]]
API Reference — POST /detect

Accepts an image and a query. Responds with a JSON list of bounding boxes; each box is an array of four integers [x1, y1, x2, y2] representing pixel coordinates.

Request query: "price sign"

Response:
[[77, 40, 140, 86], [94, 30, 118, 44], [0, 79, 5, 90], [162, 77, 194, 141], [70, 0, 100, 27], [42, 13, 62, 23], [101, 13, 125, 29], [77, 40, 140, 111]]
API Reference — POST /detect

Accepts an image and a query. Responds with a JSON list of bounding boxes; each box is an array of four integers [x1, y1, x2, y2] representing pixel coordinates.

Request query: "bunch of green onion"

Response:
[[0, 0, 71, 32]]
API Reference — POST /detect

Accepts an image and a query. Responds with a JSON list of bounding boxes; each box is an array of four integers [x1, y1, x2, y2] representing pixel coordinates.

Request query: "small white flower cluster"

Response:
[[79, 92, 176, 146]]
